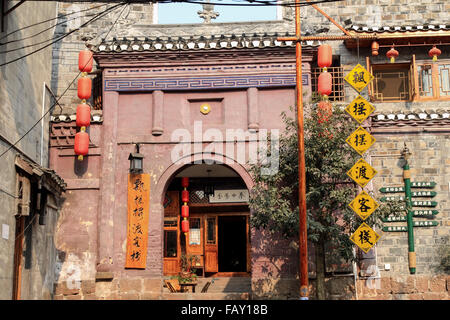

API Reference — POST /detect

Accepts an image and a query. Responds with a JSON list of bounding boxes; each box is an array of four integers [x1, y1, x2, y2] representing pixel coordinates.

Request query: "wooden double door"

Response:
[[187, 213, 250, 274], [163, 211, 250, 275]]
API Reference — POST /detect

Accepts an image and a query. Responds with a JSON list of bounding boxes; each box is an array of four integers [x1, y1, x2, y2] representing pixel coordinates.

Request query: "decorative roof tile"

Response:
[[51, 114, 103, 123], [348, 24, 450, 33], [92, 33, 320, 53]]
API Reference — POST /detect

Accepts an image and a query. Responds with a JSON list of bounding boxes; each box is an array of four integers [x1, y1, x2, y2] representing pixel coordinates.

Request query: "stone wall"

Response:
[[47, 0, 449, 300], [0, 1, 57, 300]]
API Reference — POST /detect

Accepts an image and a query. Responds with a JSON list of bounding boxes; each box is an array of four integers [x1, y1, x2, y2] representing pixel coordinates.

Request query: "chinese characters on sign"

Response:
[[348, 190, 379, 220], [345, 64, 380, 253], [347, 158, 378, 188], [344, 64, 374, 92], [345, 95, 375, 124], [209, 189, 249, 203], [349, 222, 380, 253], [346, 126, 376, 156], [125, 174, 150, 269]]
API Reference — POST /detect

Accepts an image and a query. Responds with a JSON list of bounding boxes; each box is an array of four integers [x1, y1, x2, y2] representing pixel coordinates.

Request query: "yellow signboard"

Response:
[[349, 190, 379, 220], [346, 126, 376, 155], [349, 222, 380, 253], [347, 158, 378, 188], [344, 64, 374, 92], [345, 95, 375, 123]]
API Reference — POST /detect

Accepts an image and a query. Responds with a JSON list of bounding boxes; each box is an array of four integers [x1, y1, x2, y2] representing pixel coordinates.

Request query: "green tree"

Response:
[[249, 103, 402, 299]]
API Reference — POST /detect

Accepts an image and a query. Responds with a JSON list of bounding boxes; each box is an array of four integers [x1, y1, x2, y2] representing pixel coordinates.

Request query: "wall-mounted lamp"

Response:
[[204, 169, 215, 197], [128, 143, 144, 174]]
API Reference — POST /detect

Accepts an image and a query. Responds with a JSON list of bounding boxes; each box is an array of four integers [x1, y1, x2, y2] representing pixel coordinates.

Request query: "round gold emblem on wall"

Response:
[[200, 103, 211, 115]]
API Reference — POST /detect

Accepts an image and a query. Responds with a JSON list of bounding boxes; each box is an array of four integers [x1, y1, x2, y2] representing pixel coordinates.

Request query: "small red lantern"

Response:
[[77, 77, 92, 100], [181, 219, 189, 234], [74, 131, 89, 161], [318, 72, 332, 98], [371, 41, 379, 56], [317, 101, 332, 123], [386, 47, 399, 63], [317, 44, 332, 71], [181, 177, 189, 188], [428, 46, 441, 62], [181, 205, 189, 218], [181, 190, 189, 203], [76, 103, 91, 129], [78, 49, 93, 73]]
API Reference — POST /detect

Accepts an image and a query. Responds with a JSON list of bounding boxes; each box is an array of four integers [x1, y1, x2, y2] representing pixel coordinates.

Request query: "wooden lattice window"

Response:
[[371, 64, 410, 102], [418, 64, 434, 97], [368, 57, 450, 102], [438, 63, 450, 97], [311, 66, 345, 102]]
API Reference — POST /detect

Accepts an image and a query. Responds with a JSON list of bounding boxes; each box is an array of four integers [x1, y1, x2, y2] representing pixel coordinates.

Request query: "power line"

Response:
[[0, 12, 105, 54], [0, 3, 129, 161], [0, 3, 124, 68], [0, 2, 109, 42]]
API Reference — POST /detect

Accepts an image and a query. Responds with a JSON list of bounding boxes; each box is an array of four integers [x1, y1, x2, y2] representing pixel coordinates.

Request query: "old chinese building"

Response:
[[45, 1, 449, 300]]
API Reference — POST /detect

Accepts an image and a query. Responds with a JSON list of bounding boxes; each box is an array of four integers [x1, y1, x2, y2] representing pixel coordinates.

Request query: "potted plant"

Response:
[[178, 253, 200, 283]]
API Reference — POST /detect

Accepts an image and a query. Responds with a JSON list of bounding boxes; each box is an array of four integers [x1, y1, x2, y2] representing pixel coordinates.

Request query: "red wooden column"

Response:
[[96, 90, 119, 275]]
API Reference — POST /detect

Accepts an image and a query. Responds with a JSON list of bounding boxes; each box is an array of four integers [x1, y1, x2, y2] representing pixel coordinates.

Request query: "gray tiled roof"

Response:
[[372, 109, 450, 122], [348, 24, 450, 33], [51, 114, 103, 123], [92, 33, 320, 53]]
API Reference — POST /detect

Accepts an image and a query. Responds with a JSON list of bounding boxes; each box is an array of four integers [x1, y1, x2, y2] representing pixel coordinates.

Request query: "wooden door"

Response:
[[204, 215, 218, 273], [163, 191, 181, 275]]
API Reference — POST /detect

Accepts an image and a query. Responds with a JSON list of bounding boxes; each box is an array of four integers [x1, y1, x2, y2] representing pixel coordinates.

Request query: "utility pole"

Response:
[[277, 0, 377, 301]]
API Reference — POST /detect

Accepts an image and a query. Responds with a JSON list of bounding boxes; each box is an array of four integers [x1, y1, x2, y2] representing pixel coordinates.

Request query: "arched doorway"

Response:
[[162, 163, 251, 277]]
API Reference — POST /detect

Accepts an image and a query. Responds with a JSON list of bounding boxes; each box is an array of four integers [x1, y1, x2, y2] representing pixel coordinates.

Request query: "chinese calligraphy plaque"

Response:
[[345, 95, 375, 123], [125, 173, 150, 269], [346, 126, 376, 155], [348, 190, 379, 220], [344, 64, 374, 92], [347, 158, 378, 188], [349, 222, 380, 253]]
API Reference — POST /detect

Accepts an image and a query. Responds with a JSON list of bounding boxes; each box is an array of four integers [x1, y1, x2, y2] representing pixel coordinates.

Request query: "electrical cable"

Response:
[[0, 2, 129, 161], [0, 2, 124, 68], [182, 0, 345, 7], [0, 10, 102, 48], [0, 2, 109, 42]]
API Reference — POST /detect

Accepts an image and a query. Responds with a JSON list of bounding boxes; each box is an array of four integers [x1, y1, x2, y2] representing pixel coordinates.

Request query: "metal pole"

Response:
[[294, 0, 309, 300], [402, 144, 416, 274]]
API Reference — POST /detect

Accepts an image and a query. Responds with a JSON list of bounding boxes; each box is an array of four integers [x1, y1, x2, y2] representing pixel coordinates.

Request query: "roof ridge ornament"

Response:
[[197, 0, 219, 24]]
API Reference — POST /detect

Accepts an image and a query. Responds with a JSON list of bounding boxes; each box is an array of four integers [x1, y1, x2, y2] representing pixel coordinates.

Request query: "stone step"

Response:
[[163, 277, 251, 294], [161, 292, 250, 300]]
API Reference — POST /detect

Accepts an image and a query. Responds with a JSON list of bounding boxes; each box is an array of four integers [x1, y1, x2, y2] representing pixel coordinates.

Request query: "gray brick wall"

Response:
[[0, 1, 57, 300]]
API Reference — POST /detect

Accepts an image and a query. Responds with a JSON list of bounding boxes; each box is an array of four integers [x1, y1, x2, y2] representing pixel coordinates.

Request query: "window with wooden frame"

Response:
[[163, 191, 180, 258], [367, 56, 450, 102], [311, 57, 345, 102]]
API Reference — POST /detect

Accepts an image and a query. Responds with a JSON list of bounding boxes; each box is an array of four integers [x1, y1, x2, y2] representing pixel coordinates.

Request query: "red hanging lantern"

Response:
[[371, 41, 379, 56], [317, 101, 332, 123], [74, 131, 89, 161], [181, 190, 189, 203], [78, 49, 93, 73], [77, 77, 92, 100], [386, 47, 399, 63], [317, 44, 332, 71], [318, 72, 332, 98], [181, 205, 189, 218], [428, 46, 441, 62], [76, 103, 91, 129], [181, 177, 189, 188], [181, 219, 189, 234]]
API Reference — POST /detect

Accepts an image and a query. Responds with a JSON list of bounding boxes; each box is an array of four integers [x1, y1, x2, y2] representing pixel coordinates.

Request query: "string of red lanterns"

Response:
[[372, 41, 442, 63], [317, 44, 333, 100], [74, 48, 93, 161], [181, 177, 190, 235], [317, 45, 333, 126]]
